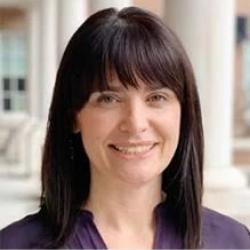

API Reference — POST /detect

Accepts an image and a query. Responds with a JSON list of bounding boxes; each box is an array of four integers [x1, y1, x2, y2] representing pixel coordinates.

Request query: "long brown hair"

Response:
[[41, 7, 204, 248]]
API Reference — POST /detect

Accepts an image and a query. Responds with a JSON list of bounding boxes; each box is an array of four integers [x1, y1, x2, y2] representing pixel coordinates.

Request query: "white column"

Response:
[[39, 0, 58, 119], [164, 0, 208, 109], [57, 0, 88, 62], [90, 0, 132, 13], [165, 0, 247, 189], [27, 1, 40, 118], [203, 0, 247, 189]]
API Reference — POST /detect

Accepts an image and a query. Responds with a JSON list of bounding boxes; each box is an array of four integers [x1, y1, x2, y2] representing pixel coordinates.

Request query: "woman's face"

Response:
[[76, 78, 181, 187]]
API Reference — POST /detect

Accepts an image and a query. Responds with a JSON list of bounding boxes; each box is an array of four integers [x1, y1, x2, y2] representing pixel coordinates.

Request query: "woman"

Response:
[[0, 6, 249, 249]]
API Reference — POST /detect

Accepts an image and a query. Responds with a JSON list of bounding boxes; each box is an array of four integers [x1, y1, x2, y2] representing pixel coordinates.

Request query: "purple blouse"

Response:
[[0, 202, 249, 249]]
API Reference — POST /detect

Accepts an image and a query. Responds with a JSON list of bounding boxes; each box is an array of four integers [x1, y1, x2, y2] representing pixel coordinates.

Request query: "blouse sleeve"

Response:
[[202, 207, 250, 249]]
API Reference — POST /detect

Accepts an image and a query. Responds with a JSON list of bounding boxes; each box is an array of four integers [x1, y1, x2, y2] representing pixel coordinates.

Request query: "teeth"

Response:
[[113, 145, 153, 154]]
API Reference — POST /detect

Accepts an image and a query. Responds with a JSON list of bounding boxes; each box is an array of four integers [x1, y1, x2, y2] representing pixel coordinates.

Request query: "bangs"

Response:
[[71, 8, 186, 110], [96, 21, 184, 98]]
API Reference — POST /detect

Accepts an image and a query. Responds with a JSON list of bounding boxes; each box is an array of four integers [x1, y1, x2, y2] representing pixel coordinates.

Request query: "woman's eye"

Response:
[[97, 94, 120, 105], [148, 94, 168, 103]]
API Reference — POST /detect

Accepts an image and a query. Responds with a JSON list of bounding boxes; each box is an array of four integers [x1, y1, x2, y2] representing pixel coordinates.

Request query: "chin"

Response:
[[118, 170, 162, 187]]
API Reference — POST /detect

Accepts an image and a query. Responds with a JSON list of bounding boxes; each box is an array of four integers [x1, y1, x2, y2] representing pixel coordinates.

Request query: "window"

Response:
[[0, 8, 28, 113], [3, 97, 11, 110], [3, 78, 10, 91], [1, 77, 26, 111], [17, 78, 25, 91]]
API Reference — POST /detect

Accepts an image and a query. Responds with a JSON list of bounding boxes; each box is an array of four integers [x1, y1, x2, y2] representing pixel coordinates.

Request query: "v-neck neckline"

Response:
[[77, 202, 166, 249]]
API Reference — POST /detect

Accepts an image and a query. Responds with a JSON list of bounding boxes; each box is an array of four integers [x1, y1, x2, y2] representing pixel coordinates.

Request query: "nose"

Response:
[[119, 101, 148, 134]]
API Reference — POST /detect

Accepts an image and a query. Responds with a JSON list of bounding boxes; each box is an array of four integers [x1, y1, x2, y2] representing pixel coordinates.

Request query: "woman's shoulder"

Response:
[[202, 207, 250, 248], [0, 211, 50, 249]]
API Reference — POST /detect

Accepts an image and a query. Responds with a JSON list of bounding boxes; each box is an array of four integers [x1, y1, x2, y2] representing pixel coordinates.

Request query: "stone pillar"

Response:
[[27, 1, 40, 118], [89, 0, 132, 14], [164, 0, 208, 108], [165, 0, 247, 190], [202, 0, 247, 189], [39, 0, 58, 120], [57, 0, 88, 62]]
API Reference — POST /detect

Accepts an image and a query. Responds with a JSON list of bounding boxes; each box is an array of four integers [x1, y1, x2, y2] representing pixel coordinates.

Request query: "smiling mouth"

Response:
[[109, 143, 157, 155]]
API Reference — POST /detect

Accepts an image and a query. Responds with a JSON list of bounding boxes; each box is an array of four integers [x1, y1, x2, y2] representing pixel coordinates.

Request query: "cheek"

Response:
[[160, 107, 181, 150], [172, 110, 181, 140], [77, 111, 120, 169], [164, 105, 181, 133], [77, 111, 116, 147], [157, 109, 181, 170]]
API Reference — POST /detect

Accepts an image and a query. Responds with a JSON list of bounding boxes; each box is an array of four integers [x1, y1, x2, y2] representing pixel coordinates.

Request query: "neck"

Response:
[[82, 172, 162, 232]]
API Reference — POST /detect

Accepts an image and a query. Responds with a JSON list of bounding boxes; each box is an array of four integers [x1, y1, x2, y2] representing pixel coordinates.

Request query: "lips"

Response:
[[109, 142, 157, 155]]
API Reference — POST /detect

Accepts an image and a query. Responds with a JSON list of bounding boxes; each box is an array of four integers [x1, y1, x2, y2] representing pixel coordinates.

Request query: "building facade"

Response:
[[0, 0, 250, 228]]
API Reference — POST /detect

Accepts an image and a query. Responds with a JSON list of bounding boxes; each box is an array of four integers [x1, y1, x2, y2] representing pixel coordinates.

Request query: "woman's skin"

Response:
[[76, 77, 181, 249]]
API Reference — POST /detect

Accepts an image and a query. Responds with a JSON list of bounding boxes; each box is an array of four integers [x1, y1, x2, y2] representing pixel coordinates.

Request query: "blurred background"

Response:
[[0, 0, 250, 229]]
